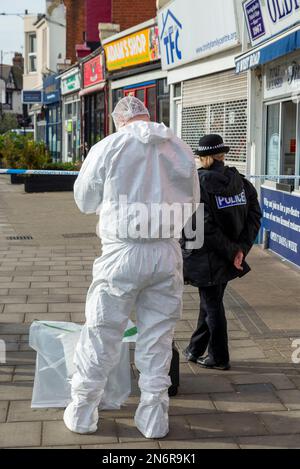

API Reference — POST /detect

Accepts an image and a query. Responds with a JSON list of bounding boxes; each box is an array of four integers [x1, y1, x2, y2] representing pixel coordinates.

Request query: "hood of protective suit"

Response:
[[119, 121, 173, 145], [74, 120, 199, 242], [199, 161, 244, 197]]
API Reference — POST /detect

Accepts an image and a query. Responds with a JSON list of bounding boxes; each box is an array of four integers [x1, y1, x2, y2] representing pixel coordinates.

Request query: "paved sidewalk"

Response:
[[0, 175, 300, 449]]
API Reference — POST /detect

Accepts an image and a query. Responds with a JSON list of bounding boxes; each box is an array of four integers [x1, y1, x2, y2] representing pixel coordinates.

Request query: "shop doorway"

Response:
[[124, 84, 157, 122]]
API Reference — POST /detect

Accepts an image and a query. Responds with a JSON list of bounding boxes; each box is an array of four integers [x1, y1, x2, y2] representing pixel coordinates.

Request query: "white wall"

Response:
[[23, 5, 66, 91], [48, 20, 66, 73], [23, 16, 41, 91]]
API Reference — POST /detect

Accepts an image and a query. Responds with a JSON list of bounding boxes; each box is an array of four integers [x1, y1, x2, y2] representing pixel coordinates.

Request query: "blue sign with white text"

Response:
[[262, 187, 300, 267], [22, 90, 43, 104], [43, 75, 60, 105]]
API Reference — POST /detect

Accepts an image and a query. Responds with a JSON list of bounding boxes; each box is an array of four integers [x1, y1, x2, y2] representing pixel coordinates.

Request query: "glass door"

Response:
[[265, 100, 300, 189], [281, 101, 297, 178], [266, 103, 280, 178]]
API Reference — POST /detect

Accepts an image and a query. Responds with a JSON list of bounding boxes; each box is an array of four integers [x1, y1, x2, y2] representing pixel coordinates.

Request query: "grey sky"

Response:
[[0, 0, 45, 64]]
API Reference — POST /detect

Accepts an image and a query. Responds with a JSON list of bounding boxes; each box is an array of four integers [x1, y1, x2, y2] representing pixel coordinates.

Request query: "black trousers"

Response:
[[188, 283, 229, 364]]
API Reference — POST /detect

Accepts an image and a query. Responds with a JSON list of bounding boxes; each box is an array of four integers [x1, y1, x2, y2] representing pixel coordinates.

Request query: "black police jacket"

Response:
[[181, 160, 262, 287]]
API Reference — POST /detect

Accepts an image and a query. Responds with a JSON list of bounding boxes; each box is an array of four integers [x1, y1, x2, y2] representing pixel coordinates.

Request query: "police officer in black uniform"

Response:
[[182, 134, 262, 370]]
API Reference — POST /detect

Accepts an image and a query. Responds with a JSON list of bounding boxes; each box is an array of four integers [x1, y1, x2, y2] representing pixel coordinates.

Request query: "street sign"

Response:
[[22, 90, 43, 104]]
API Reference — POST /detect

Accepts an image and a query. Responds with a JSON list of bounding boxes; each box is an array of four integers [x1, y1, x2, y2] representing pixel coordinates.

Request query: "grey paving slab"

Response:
[[0, 296, 28, 304], [0, 367, 14, 382], [27, 295, 69, 304], [187, 412, 268, 438], [179, 375, 234, 394], [42, 419, 118, 446], [0, 382, 33, 400], [5, 351, 36, 366], [275, 390, 300, 410], [169, 394, 215, 415], [159, 439, 239, 449], [116, 416, 196, 442], [238, 434, 300, 449], [259, 411, 300, 434], [13, 276, 50, 282], [24, 313, 71, 323], [0, 314, 25, 323], [8, 401, 63, 422], [4, 304, 48, 313], [0, 401, 8, 422], [82, 442, 160, 449], [229, 373, 296, 390], [212, 390, 285, 413], [48, 303, 85, 313], [12, 366, 35, 382], [0, 422, 42, 448], [69, 295, 87, 303]]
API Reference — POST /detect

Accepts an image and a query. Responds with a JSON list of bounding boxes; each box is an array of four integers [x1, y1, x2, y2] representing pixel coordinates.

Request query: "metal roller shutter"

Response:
[[182, 69, 248, 173]]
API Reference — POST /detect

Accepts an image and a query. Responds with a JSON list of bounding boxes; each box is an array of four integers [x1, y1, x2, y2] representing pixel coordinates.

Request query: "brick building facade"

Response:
[[64, 0, 156, 63], [112, 0, 156, 32]]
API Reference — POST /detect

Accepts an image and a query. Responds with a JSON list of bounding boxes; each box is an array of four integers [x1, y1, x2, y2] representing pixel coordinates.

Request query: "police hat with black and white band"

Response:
[[195, 134, 230, 157]]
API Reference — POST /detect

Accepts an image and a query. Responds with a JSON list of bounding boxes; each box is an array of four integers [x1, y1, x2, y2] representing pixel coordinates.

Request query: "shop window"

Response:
[[266, 103, 280, 177], [146, 87, 156, 122], [136, 89, 145, 102], [84, 92, 106, 151], [66, 103, 72, 119], [174, 82, 182, 98], [157, 79, 170, 127]]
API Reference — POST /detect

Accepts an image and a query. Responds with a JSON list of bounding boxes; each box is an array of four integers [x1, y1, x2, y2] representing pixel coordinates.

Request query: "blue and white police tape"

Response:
[[0, 169, 299, 180], [0, 169, 79, 176]]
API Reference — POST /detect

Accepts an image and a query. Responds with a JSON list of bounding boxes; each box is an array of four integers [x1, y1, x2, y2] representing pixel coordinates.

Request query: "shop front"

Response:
[[43, 75, 62, 162], [103, 20, 169, 132], [235, 0, 300, 267], [157, 0, 248, 173], [80, 51, 106, 155], [60, 67, 81, 162]]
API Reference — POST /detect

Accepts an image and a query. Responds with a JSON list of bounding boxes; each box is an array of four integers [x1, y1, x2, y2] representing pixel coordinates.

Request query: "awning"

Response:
[[79, 82, 106, 97], [235, 27, 300, 74]]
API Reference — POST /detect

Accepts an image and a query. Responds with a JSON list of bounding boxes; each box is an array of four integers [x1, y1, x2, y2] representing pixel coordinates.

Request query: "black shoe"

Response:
[[183, 347, 199, 363], [197, 356, 231, 371]]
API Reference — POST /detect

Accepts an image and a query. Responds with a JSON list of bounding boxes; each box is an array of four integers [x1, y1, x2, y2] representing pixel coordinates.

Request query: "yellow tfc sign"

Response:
[[104, 27, 160, 72]]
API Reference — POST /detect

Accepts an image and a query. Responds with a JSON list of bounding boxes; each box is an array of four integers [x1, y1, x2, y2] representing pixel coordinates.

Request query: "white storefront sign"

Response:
[[157, 0, 239, 71], [243, 0, 300, 47], [264, 53, 300, 99], [61, 70, 81, 96]]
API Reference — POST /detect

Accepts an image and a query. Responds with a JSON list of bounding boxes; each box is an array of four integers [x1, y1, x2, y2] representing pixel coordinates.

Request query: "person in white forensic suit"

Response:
[[63, 96, 200, 439]]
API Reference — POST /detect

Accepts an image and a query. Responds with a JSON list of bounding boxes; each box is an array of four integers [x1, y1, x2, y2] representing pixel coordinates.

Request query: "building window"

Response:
[[42, 28, 47, 71], [28, 33, 37, 73], [6, 92, 12, 109]]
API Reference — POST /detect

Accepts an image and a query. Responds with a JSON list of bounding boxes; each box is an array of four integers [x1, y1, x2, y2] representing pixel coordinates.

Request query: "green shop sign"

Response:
[[61, 71, 81, 95]]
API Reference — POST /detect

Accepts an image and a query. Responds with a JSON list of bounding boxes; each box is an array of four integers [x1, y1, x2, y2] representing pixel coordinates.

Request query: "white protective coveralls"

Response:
[[64, 100, 199, 438]]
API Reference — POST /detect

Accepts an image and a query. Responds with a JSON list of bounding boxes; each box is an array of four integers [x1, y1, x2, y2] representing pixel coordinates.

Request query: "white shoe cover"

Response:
[[134, 391, 169, 439], [63, 402, 98, 434]]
